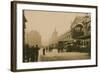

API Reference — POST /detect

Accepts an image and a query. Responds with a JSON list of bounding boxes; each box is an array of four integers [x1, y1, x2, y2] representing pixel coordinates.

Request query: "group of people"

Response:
[[23, 44, 40, 62]]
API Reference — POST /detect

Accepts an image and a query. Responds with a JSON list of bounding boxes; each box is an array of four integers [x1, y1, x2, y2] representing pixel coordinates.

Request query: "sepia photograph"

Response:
[[23, 10, 91, 62], [11, 1, 97, 71]]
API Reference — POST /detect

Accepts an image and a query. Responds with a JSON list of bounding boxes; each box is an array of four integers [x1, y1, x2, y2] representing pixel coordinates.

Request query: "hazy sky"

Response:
[[24, 10, 87, 45]]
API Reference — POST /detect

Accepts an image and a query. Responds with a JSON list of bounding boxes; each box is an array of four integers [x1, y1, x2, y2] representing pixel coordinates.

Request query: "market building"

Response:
[[57, 14, 91, 52], [71, 14, 91, 52]]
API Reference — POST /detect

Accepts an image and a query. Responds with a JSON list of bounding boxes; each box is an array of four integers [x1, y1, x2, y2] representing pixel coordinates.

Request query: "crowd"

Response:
[[23, 44, 40, 62]]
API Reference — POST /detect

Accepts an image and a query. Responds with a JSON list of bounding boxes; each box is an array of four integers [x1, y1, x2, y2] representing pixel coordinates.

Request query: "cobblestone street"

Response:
[[38, 49, 90, 62]]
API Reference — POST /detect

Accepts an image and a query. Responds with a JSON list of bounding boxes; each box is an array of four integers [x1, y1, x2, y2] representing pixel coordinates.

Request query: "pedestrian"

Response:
[[28, 46, 32, 62], [30, 45, 36, 62], [34, 45, 40, 61], [43, 48, 45, 55], [23, 44, 29, 62]]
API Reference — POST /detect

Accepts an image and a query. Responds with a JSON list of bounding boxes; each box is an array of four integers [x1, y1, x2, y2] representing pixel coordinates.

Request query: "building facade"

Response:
[[57, 14, 91, 52], [71, 14, 91, 39], [71, 14, 91, 52]]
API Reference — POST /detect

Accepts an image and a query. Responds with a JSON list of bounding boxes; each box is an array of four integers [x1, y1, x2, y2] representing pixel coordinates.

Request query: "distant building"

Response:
[[25, 30, 41, 47], [57, 30, 75, 50], [49, 29, 58, 48], [58, 31, 73, 42]]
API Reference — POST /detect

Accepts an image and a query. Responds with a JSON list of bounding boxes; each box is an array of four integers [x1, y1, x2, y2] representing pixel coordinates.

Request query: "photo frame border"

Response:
[[11, 1, 98, 72]]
